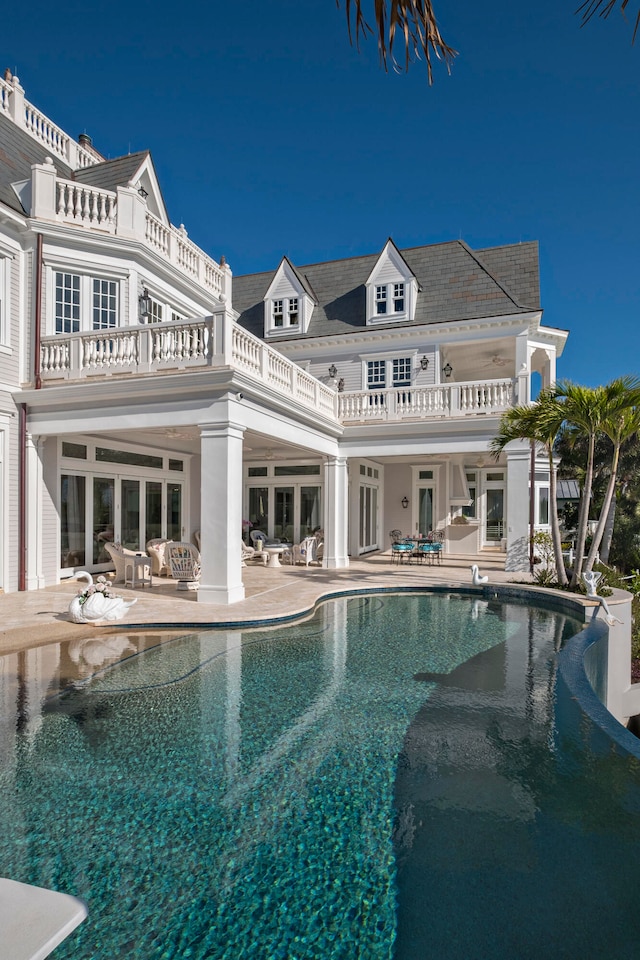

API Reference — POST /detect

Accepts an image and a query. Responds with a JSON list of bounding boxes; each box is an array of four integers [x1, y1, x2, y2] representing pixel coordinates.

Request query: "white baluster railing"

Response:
[[338, 379, 513, 422], [56, 179, 117, 229], [0, 77, 10, 114]]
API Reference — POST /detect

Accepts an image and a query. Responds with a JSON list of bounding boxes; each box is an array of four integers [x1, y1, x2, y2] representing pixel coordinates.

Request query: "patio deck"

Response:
[[0, 552, 525, 656]]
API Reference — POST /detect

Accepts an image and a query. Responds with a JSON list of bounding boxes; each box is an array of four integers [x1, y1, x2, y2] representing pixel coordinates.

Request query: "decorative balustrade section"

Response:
[[145, 212, 224, 297], [40, 318, 512, 425], [40, 317, 337, 419], [56, 179, 117, 229], [338, 379, 514, 422]]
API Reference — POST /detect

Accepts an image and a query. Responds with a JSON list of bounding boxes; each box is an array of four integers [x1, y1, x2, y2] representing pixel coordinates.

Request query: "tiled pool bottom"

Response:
[[0, 592, 636, 959]]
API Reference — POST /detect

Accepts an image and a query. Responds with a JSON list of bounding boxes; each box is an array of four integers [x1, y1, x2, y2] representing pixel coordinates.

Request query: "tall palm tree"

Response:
[[491, 392, 568, 586], [339, 2, 639, 80], [553, 382, 608, 588], [584, 377, 640, 572]]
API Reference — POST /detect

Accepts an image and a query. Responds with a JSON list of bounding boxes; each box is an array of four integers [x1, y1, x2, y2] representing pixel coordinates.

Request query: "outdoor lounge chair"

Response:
[[167, 541, 201, 590], [146, 538, 171, 577], [104, 542, 144, 584]]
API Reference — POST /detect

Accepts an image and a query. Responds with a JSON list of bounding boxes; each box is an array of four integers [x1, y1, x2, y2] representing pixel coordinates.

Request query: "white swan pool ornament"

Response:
[[68, 572, 137, 625], [470, 565, 489, 586], [581, 571, 623, 626]]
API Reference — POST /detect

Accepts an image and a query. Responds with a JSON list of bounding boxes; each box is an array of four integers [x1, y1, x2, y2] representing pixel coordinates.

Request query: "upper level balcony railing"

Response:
[[337, 379, 516, 421], [39, 315, 338, 421], [40, 316, 518, 424]]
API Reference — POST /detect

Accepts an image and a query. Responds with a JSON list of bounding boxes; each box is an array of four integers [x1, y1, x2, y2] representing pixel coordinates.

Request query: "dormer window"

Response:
[[263, 256, 316, 336], [365, 240, 418, 325]]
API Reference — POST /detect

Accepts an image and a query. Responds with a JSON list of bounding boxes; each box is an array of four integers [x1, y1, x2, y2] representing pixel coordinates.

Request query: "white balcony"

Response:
[[337, 379, 515, 422], [40, 317, 518, 425]]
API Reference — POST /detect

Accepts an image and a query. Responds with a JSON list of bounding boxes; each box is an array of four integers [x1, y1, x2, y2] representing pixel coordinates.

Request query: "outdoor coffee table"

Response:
[[263, 545, 289, 568]]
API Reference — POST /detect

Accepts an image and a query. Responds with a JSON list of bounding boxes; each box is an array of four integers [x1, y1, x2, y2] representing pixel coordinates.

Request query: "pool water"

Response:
[[0, 593, 637, 958]]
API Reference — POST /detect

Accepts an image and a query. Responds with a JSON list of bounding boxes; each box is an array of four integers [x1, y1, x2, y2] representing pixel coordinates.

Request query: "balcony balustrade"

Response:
[[40, 316, 516, 423]]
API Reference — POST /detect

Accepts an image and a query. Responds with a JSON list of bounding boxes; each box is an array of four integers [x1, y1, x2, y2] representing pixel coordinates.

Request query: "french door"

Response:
[[484, 487, 505, 546], [416, 485, 434, 537], [61, 473, 183, 572], [359, 483, 379, 553]]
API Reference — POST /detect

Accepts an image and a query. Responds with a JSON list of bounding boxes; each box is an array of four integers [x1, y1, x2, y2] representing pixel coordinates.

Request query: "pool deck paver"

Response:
[[0, 553, 530, 656]]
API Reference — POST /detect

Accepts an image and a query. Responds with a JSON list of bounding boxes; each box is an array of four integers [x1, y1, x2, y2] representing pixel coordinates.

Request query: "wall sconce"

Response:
[[443, 362, 453, 379], [337, 378, 345, 392], [401, 496, 409, 509], [139, 287, 151, 321], [420, 355, 429, 371], [328, 364, 338, 379], [138, 184, 148, 200]]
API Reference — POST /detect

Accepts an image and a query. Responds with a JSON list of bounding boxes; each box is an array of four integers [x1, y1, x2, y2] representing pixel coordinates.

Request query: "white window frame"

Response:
[[363, 352, 417, 390], [375, 285, 387, 315], [48, 267, 123, 335], [267, 296, 302, 333]]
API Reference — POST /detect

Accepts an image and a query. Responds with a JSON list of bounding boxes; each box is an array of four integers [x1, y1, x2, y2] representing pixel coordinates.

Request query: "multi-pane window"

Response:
[[393, 283, 405, 312], [538, 486, 550, 525], [92, 279, 118, 329], [375, 285, 387, 315], [367, 360, 386, 389], [462, 471, 477, 518], [55, 272, 81, 333], [392, 357, 411, 387], [288, 298, 299, 325], [273, 299, 284, 327], [149, 299, 163, 324], [55, 271, 120, 333]]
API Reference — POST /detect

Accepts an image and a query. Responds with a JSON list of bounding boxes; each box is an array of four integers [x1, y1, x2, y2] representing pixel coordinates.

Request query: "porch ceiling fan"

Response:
[[481, 354, 510, 368]]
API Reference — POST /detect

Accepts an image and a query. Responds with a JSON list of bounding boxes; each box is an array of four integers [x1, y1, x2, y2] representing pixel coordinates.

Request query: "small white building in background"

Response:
[[0, 72, 567, 603]]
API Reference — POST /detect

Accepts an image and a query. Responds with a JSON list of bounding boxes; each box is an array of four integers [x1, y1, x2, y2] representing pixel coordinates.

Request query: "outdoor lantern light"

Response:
[[420, 355, 429, 371], [328, 364, 338, 379], [138, 184, 148, 200], [401, 496, 409, 509], [139, 287, 151, 321], [443, 362, 453, 379], [338, 378, 345, 392]]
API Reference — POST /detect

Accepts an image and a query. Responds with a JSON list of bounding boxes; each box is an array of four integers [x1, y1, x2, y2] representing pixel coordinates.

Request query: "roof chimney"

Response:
[[78, 133, 92, 148]]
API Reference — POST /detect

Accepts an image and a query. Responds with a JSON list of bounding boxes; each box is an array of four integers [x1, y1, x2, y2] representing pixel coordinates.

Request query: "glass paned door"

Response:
[[248, 487, 269, 538], [167, 483, 182, 541], [359, 484, 378, 553], [61, 474, 86, 568], [485, 489, 505, 544], [93, 477, 115, 564], [146, 481, 163, 543], [275, 487, 294, 542], [417, 487, 434, 537], [300, 486, 321, 538], [121, 479, 140, 550]]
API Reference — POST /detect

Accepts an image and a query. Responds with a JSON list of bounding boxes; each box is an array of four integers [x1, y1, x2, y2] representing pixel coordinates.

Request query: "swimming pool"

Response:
[[0, 592, 638, 959]]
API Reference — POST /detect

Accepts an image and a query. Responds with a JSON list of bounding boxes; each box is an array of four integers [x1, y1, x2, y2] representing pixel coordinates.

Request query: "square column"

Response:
[[198, 423, 245, 604], [505, 444, 531, 573], [323, 457, 349, 569]]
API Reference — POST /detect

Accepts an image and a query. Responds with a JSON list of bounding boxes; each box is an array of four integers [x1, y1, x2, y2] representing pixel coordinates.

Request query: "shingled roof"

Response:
[[73, 152, 150, 192], [0, 110, 73, 214], [233, 239, 541, 341]]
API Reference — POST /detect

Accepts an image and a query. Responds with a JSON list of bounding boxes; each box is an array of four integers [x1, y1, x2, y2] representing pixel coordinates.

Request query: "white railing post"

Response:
[[30, 159, 58, 220], [8, 75, 25, 126], [115, 185, 147, 241], [449, 385, 460, 416], [70, 336, 82, 377]]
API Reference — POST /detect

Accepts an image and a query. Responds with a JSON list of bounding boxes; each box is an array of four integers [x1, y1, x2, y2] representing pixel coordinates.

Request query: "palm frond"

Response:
[[577, 0, 640, 43], [340, 0, 457, 81]]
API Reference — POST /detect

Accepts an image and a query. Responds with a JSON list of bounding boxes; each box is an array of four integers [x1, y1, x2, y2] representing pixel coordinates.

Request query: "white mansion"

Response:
[[0, 73, 567, 603]]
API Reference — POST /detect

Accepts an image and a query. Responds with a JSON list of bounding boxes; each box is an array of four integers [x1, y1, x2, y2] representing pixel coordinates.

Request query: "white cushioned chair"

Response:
[[104, 542, 143, 584], [146, 538, 171, 577]]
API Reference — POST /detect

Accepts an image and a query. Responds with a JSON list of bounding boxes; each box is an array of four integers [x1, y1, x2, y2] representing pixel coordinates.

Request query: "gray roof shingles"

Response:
[[73, 152, 148, 192], [233, 239, 541, 341], [0, 111, 73, 213]]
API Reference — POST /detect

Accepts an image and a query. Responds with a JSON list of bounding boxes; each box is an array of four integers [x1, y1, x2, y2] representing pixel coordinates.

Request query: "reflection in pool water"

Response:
[[0, 594, 637, 959]]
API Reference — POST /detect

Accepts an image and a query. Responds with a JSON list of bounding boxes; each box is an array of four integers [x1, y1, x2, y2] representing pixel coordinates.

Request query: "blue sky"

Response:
[[2, 0, 639, 386]]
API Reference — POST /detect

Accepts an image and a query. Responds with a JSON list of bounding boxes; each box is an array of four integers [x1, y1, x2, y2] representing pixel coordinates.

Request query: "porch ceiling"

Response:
[[441, 337, 515, 381]]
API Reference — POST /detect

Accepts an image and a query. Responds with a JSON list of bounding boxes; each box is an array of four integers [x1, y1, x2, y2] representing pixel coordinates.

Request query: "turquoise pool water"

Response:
[[0, 593, 638, 958]]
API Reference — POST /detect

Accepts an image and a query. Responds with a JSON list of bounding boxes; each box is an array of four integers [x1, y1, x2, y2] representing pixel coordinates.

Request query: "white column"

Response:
[[25, 434, 44, 590], [198, 423, 245, 604], [323, 457, 349, 569], [505, 443, 530, 573]]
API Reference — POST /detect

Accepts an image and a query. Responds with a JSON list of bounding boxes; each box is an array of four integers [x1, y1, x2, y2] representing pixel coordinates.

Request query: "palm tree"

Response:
[[553, 382, 609, 588], [491, 392, 568, 586], [584, 377, 640, 572], [339, 2, 639, 80]]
